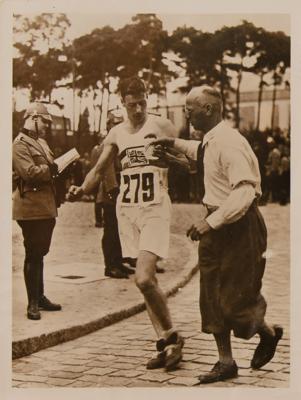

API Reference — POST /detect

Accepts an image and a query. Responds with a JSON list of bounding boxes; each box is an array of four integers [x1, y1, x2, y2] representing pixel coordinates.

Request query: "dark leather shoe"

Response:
[[146, 333, 184, 370], [119, 264, 135, 275], [105, 267, 129, 279], [198, 361, 238, 384], [164, 332, 185, 371], [251, 325, 283, 369], [146, 349, 166, 369], [39, 295, 62, 311], [146, 338, 167, 369], [27, 303, 41, 320]]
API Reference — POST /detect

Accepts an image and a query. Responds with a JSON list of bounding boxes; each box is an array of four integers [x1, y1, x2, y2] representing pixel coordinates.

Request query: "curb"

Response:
[[12, 251, 199, 360]]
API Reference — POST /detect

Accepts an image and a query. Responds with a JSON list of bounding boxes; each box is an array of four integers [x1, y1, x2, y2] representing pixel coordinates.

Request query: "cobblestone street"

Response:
[[12, 203, 290, 389]]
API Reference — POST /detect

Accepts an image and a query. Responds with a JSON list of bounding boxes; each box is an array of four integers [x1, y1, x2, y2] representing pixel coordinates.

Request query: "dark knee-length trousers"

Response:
[[198, 203, 267, 340]]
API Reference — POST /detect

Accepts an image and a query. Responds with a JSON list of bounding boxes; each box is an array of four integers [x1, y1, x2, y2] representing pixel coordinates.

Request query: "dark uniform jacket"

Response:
[[90, 143, 119, 204], [12, 132, 58, 220]]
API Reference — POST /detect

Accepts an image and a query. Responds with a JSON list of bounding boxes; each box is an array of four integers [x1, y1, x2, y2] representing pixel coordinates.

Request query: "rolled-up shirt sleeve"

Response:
[[221, 145, 260, 189], [206, 183, 256, 229], [174, 138, 201, 160]]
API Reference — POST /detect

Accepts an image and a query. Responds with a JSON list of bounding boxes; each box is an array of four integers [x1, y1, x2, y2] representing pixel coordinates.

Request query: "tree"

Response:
[[117, 14, 173, 95], [169, 26, 209, 87], [71, 26, 121, 132], [169, 26, 233, 118], [219, 21, 260, 128], [266, 32, 290, 130], [13, 13, 71, 100], [249, 28, 290, 131], [71, 14, 175, 126], [73, 26, 120, 90], [249, 27, 271, 131], [203, 29, 234, 118]]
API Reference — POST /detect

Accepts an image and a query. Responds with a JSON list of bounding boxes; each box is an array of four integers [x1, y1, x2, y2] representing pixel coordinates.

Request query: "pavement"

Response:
[[11, 202, 291, 388], [12, 201, 202, 359]]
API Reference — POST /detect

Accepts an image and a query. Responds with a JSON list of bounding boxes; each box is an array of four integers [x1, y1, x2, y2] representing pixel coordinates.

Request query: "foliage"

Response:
[[13, 13, 72, 99], [13, 13, 290, 130], [117, 14, 173, 94]]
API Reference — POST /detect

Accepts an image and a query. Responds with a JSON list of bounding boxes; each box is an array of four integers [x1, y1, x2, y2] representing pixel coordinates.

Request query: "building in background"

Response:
[[150, 88, 290, 134]]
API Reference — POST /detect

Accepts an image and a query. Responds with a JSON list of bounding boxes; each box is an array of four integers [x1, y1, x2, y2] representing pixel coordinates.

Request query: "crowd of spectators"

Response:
[[245, 127, 290, 206]]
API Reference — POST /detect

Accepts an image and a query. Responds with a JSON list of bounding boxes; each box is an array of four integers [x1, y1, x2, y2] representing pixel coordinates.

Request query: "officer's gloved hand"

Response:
[[49, 162, 59, 179]]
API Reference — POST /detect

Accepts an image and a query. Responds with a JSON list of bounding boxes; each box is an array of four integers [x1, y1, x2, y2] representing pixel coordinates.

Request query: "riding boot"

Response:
[[39, 259, 44, 299], [37, 259, 62, 311], [24, 260, 41, 320], [23, 260, 31, 305]]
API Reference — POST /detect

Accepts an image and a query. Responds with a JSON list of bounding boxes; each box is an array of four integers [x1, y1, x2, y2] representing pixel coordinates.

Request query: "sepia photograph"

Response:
[[0, 0, 300, 398]]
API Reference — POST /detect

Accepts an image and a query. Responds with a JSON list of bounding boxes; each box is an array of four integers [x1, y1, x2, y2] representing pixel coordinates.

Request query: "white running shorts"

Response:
[[116, 193, 171, 259]]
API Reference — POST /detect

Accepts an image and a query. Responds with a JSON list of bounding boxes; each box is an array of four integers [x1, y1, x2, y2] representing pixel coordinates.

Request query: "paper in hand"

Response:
[[54, 148, 80, 174]]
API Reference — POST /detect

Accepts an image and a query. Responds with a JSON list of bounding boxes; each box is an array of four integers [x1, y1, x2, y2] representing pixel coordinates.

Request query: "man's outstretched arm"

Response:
[[152, 136, 201, 161], [68, 143, 117, 200]]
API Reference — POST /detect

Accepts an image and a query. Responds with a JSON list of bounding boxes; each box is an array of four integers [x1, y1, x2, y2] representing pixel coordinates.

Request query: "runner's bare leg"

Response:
[[135, 250, 174, 338]]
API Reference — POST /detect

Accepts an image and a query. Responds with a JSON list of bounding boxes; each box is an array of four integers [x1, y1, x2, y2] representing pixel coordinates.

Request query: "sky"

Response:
[[67, 13, 290, 39], [12, 11, 291, 126], [64, 12, 290, 96]]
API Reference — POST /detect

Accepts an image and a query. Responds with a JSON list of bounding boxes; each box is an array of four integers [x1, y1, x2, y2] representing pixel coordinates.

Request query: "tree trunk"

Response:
[[98, 105, 102, 134], [146, 46, 154, 91], [235, 67, 243, 129], [76, 93, 82, 138], [220, 62, 227, 119], [97, 88, 104, 134], [271, 78, 277, 131], [165, 88, 169, 119], [256, 73, 264, 131]]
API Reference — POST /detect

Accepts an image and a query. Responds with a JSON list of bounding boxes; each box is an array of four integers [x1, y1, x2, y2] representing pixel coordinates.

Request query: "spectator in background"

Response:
[[90, 134, 105, 227], [266, 137, 281, 202], [97, 109, 134, 279], [278, 154, 290, 205], [81, 151, 91, 178], [251, 138, 269, 205], [72, 159, 85, 186], [78, 152, 93, 201]]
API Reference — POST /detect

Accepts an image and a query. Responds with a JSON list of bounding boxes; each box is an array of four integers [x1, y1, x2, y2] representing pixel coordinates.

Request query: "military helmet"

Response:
[[23, 102, 52, 122]]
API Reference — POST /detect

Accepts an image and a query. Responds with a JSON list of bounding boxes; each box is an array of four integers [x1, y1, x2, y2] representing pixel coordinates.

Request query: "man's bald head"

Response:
[[185, 85, 223, 133], [187, 85, 222, 113]]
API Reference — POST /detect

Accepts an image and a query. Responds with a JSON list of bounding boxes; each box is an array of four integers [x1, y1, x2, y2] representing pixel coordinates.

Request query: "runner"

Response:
[[68, 77, 185, 371]]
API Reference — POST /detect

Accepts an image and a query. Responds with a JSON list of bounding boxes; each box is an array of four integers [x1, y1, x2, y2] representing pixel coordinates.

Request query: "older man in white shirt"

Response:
[[152, 85, 283, 384]]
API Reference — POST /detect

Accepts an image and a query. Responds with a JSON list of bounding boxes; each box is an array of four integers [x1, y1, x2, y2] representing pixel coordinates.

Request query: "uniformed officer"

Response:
[[13, 102, 62, 320]]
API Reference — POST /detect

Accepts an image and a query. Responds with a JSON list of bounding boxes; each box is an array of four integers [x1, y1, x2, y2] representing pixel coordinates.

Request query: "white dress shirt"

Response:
[[174, 121, 262, 229]]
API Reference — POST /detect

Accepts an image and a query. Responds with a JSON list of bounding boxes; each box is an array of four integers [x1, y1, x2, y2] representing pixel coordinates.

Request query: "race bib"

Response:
[[120, 167, 162, 206]]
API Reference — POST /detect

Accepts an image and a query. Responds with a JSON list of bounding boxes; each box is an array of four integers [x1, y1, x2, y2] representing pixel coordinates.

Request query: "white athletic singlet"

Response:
[[112, 116, 169, 207]]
